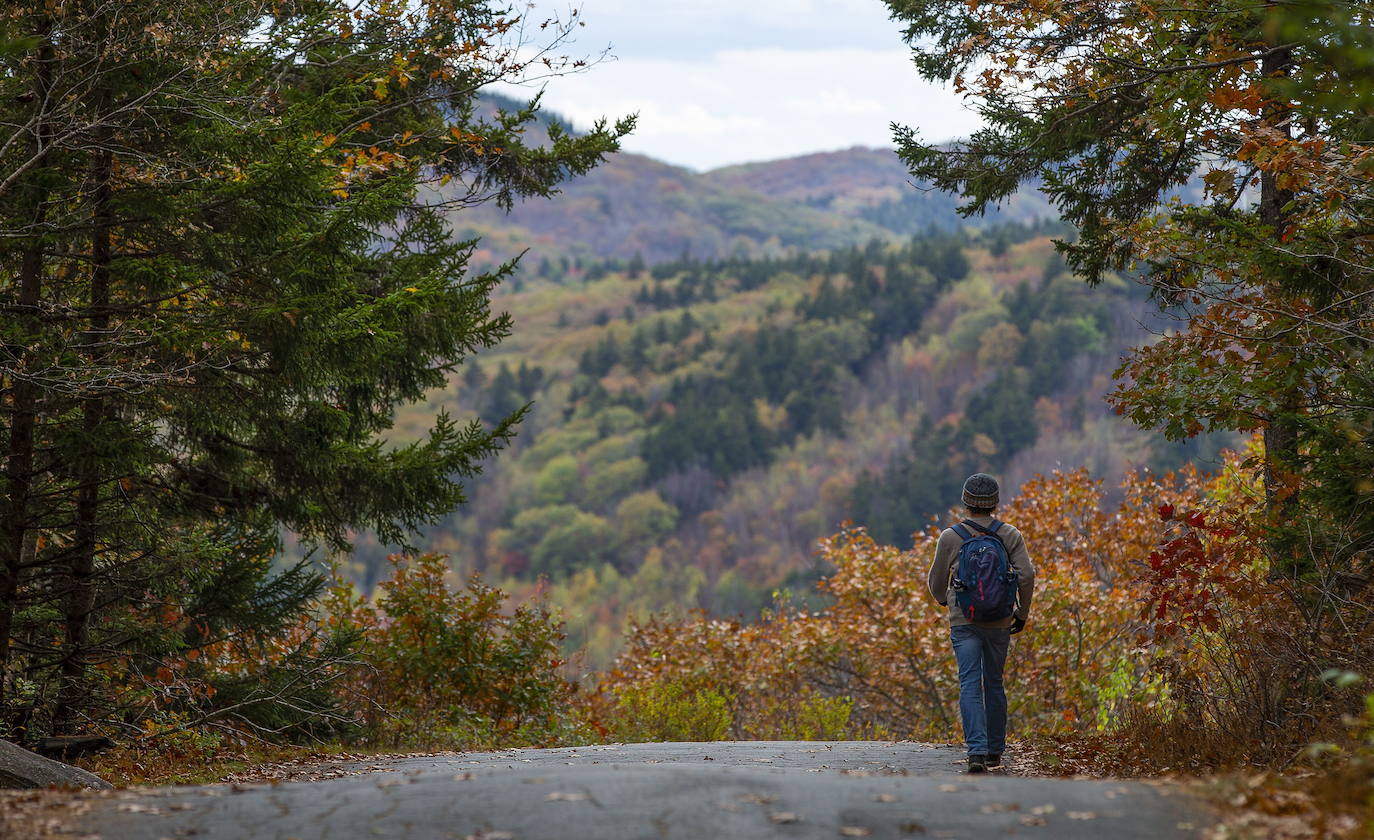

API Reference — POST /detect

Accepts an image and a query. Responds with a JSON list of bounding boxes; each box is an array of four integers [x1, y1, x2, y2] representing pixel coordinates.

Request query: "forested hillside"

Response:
[[347, 221, 1218, 666]]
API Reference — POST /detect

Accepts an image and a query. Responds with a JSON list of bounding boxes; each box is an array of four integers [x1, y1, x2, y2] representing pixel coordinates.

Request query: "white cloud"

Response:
[[562, 0, 909, 58], [500, 47, 983, 171]]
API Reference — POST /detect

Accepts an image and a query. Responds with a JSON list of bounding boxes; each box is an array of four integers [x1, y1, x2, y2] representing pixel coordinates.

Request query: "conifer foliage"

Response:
[[0, 1, 629, 739]]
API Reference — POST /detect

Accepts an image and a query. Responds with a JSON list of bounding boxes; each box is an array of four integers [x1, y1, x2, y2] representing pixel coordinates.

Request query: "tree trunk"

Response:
[[53, 143, 113, 733], [1258, 36, 1302, 575], [0, 259, 45, 715], [0, 38, 54, 714]]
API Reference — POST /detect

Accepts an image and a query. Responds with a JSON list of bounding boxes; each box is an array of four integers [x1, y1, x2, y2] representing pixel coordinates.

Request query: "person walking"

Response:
[[927, 473, 1036, 773]]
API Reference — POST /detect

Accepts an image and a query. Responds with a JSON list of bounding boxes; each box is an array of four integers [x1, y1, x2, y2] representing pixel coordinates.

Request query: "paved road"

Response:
[[73, 742, 1215, 839]]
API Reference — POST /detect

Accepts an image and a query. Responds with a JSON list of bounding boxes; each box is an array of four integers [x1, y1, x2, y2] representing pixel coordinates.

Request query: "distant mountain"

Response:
[[449, 101, 1057, 265], [704, 147, 1056, 237], [705, 146, 916, 203], [452, 149, 894, 266]]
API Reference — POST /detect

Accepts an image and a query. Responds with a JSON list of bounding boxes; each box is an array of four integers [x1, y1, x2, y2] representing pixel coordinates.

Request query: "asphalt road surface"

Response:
[[73, 742, 1216, 840]]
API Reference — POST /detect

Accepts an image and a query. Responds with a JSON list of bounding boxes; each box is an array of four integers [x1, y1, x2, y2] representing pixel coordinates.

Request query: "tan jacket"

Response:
[[926, 515, 1036, 628]]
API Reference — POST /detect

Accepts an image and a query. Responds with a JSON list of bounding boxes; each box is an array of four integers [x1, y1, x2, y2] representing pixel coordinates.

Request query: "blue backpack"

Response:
[[950, 519, 1019, 622]]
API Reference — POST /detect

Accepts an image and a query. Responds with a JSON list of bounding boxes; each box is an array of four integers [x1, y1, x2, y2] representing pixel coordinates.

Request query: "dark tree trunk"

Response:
[[53, 143, 114, 733], [0, 38, 54, 714], [1258, 37, 1303, 575]]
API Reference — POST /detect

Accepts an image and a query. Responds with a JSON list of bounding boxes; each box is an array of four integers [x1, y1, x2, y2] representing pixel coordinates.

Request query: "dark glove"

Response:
[[1009, 617, 1026, 635]]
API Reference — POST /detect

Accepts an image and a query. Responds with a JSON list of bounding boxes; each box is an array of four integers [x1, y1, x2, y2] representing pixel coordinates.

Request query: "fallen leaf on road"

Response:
[[1068, 811, 1097, 820], [840, 827, 871, 837], [937, 784, 959, 793], [703, 756, 715, 761], [1019, 815, 1047, 827], [544, 791, 587, 802], [463, 832, 513, 840], [453, 773, 474, 781], [1030, 804, 1056, 816], [898, 821, 926, 834], [980, 802, 1020, 813], [769, 811, 800, 824], [872, 793, 897, 803]]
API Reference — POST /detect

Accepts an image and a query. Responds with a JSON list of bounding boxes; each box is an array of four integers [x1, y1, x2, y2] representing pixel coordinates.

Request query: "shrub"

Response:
[[610, 681, 733, 743], [1120, 480, 1374, 768], [750, 691, 855, 741], [328, 554, 578, 749]]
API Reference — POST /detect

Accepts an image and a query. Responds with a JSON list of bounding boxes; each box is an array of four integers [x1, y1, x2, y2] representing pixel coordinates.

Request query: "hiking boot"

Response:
[[986, 753, 1002, 768], [967, 754, 988, 774]]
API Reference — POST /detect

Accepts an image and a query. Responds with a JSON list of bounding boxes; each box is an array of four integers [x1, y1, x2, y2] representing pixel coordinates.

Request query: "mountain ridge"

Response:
[[449, 111, 1055, 266]]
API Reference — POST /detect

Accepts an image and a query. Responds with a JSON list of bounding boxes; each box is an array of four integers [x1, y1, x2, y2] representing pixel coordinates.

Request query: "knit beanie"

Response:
[[962, 473, 1000, 509]]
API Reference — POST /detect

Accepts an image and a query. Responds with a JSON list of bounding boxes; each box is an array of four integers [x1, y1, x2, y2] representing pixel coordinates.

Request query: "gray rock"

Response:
[[0, 738, 112, 790]]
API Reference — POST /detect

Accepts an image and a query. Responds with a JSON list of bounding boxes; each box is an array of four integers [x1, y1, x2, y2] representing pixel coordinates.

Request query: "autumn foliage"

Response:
[[594, 452, 1369, 777], [595, 466, 1220, 742]]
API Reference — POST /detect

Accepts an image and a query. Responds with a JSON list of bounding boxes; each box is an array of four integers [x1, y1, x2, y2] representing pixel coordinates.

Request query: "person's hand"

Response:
[[1010, 617, 1026, 635]]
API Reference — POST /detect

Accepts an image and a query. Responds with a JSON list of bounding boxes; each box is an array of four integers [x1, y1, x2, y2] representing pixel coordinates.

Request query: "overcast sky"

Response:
[[495, 0, 983, 171]]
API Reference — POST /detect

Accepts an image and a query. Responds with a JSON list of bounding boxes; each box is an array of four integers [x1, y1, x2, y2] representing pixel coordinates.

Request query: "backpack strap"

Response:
[[962, 518, 1011, 554], [951, 523, 974, 541]]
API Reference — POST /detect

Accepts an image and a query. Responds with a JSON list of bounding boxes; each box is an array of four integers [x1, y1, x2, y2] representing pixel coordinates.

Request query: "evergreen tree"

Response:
[[627, 330, 650, 374], [0, 0, 629, 734]]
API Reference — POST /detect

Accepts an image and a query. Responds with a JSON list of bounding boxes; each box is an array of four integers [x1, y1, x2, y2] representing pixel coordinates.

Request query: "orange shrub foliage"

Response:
[[597, 467, 1216, 742]]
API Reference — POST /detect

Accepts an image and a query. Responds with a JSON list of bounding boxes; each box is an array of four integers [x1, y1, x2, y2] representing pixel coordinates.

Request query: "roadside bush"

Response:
[[328, 554, 580, 749], [610, 681, 733, 742], [1113, 453, 1374, 770], [750, 691, 854, 741]]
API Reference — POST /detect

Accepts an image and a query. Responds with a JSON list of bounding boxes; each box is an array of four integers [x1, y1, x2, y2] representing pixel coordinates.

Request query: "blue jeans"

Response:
[[950, 624, 1011, 756]]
